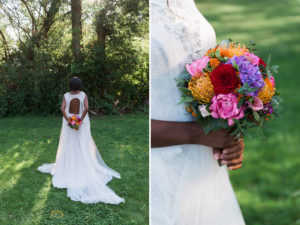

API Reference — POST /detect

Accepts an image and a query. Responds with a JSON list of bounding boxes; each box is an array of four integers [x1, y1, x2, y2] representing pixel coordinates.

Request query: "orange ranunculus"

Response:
[[71, 115, 76, 120], [210, 58, 220, 69], [75, 122, 80, 126], [217, 43, 249, 58], [205, 47, 217, 56]]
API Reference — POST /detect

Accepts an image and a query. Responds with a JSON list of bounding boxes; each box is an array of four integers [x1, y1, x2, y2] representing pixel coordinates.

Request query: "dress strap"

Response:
[[63, 92, 69, 100]]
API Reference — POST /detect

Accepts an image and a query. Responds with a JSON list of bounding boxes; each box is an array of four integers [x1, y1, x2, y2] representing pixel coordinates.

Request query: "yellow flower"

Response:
[[188, 73, 214, 104], [258, 77, 275, 104]]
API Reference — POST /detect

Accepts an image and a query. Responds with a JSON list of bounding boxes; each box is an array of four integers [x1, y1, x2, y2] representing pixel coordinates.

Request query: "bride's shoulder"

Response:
[[80, 91, 87, 98]]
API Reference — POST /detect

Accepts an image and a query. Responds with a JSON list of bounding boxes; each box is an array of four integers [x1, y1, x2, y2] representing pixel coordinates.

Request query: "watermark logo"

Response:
[[50, 210, 64, 218]]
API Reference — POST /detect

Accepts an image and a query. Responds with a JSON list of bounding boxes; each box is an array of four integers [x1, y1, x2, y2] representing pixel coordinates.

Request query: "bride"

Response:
[[151, 0, 246, 224], [38, 77, 124, 204]]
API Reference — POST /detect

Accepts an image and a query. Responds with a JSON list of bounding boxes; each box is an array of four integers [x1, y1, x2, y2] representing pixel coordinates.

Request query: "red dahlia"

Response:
[[259, 58, 266, 67], [210, 63, 239, 95]]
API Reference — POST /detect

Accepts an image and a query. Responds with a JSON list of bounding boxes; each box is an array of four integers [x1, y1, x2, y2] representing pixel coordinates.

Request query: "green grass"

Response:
[[196, 0, 300, 224], [0, 114, 149, 225]]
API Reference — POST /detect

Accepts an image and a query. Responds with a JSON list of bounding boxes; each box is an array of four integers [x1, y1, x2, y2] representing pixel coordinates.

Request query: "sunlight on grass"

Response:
[[28, 181, 52, 222], [196, 0, 300, 224], [0, 115, 148, 225]]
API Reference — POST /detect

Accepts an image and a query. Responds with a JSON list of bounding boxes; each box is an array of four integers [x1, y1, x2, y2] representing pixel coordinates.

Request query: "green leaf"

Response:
[[178, 96, 194, 104], [178, 87, 190, 94], [267, 54, 271, 71], [238, 97, 245, 108], [252, 111, 261, 122], [232, 60, 239, 71], [237, 82, 258, 95], [271, 65, 280, 74], [200, 118, 228, 135], [216, 49, 221, 58]]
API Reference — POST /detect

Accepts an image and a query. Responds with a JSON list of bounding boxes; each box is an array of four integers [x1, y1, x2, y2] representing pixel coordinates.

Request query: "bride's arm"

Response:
[[151, 119, 237, 148], [81, 95, 88, 121], [151, 119, 244, 170], [61, 97, 69, 122]]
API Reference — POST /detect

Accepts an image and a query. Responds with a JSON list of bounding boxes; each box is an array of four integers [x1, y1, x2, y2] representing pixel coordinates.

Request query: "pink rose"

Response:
[[245, 52, 260, 66], [209, 93, 245, 126], [185, 56, 210, 77], [270, 76, 275, 87], [71, 121, 76, 125], [249, 96, 263, 111]]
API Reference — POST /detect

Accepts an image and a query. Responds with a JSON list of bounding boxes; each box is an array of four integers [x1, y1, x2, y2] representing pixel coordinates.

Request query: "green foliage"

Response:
[[0, 0, 149, 117]]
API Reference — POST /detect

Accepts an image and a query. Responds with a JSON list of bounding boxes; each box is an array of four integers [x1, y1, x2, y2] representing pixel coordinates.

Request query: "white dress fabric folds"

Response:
[[38, 91, 124, 204], [151, 0, 245, 224]]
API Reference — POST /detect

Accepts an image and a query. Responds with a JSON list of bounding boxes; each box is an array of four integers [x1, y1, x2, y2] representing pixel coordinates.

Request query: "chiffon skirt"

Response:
[[151, 144, 245, 225], [38, 115, 124, 204]]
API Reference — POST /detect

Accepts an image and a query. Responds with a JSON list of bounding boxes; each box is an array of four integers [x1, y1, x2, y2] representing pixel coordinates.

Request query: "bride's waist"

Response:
[[66, 112, 82, 117]]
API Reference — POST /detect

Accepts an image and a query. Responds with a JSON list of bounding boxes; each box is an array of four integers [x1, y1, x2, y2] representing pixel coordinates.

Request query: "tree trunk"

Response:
[[20, 0, 61, 61], [0, 29, 9, 62], [95, 8, 108, 59], [71, 0, 82, 62], [96, 19, 106, 53]]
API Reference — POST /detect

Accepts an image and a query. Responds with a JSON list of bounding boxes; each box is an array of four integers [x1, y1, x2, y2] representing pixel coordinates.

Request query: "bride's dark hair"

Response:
[[69, 76, 82, 91]]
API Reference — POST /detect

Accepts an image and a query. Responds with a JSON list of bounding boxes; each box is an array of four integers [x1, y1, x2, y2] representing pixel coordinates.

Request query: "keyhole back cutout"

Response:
[[69, 98, 80, 114]]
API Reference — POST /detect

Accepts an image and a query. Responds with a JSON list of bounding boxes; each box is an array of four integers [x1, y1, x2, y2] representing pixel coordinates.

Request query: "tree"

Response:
[[0, 0, 62, 60], [0, 29, 9, 61], [71, 0, 82, 62]]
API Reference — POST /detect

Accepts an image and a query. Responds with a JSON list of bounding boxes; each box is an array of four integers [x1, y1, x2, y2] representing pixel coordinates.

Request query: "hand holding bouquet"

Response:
[[176, 40, 281, 139], [68, 115, 82, 130]]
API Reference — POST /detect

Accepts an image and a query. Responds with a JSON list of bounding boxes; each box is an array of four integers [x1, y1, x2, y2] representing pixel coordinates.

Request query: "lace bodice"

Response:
[[151, 0, 216, 121]]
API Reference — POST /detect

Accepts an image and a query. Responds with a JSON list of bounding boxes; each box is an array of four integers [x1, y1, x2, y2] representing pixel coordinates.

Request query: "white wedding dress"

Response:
[[38, 91, 124, 204], [151, 0, 245, 224]]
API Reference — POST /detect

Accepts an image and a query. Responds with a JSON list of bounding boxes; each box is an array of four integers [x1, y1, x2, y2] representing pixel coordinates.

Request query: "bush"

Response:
[[0, 42, 148, 117]]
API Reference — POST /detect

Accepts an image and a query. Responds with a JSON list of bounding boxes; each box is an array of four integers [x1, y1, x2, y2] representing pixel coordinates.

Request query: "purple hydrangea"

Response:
[[227, 56, 265, 96]]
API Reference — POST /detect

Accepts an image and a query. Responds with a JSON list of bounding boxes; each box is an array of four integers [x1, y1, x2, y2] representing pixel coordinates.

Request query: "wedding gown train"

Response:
[[151, 0, 245, 224], [38, 91, 124, 204]]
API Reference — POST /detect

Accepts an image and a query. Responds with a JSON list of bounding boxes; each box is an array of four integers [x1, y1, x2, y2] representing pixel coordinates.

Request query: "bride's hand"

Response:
[[213, 139, 244, 170], [201, 129, 238, 149]]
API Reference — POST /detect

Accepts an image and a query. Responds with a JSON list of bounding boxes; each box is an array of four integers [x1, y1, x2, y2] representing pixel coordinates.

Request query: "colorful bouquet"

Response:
[[176, 40, 281, 138], [68, 115, 82, 130]]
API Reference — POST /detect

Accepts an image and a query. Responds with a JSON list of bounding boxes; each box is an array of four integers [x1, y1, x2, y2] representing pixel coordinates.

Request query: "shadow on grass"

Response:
[[0, 140, 50, 225], [195, 0, 300, 224], [0, 115, 149, 225]]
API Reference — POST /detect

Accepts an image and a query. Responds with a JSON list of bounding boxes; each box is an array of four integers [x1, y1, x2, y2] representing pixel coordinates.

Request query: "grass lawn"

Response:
[[0, 114, 149, 225], [196, 0, 300, 224]]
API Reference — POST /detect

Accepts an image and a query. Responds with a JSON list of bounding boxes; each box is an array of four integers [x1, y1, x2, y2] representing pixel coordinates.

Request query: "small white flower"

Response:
[[198, 105, 210, 117]]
